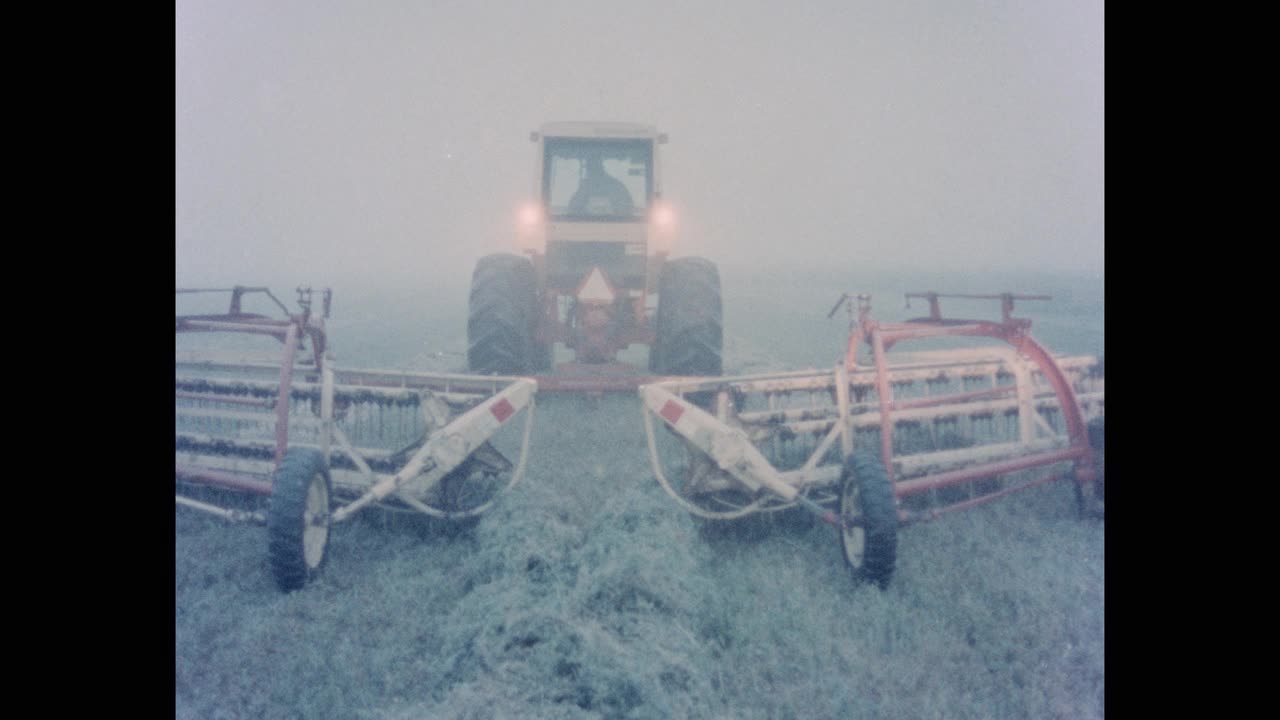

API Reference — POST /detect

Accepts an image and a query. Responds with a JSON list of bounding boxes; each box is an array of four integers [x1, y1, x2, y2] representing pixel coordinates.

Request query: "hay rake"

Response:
[[176, 286, 537, 591], [639, 292, 1103, 586], [177, 284, 1102, 591]]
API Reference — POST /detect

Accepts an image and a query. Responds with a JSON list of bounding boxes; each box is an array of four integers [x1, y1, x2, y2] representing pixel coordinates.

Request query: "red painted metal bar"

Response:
[[877, 321, 1023, 354], [893, 446, 1087, 497], [177, 319, 291, 338], [905, 293, 1051, 300], [843, 291, 1098, 499], [175, 464, 273, 495], [1009, 331, 1097, 488], [904, 292, 1051, 324], [176, 285, 292, 317], [177, 313, 276, 324], [882, 311, 1098, 490], [274, 323, 300, 465], [897, 468, 1063, 525]]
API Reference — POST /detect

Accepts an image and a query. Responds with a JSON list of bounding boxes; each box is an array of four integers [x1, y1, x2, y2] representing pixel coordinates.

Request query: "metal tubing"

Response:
[[174, 391, 275, 408], [176, 407, 315, 427], [898, 468, 1062, 525], [873, 304, 1097, 487], [793, 492, 841, 526], [175, 495, 267, 524], [534, 375, 656, 393], [648, 385, 800, 500], [332, 366, 514, 391], [177, 319, 291, 338], [869, 325, 895, 483], [640, 396, 778, 519], [274, 323, 300, 465], [892, 447, 1086, 498], [1010, 333, 1095, 484], [891, 385, 1014, 411], [321, 366, 334, 462], [176, 286, 292, 316], [175, 465, 273, 495], [803, 417, 844, 473], [835, 363, 852, 457], [878, 320, 1012, 345]]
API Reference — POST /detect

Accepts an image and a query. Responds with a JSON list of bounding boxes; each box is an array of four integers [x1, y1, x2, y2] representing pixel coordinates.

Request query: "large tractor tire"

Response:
[[838, 451, 898, 588], [650, 257, 722, 376], [468, 253, 539, 375], [529, 330, 554, 373]]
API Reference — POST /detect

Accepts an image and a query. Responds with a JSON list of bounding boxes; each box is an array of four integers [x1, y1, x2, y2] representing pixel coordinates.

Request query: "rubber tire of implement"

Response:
[[650, 257, 723, 376], [267, 448, 332, 592], [1076, 416, 1105, 518], [468, 253, 538, 375], [838, 451, 898, 588]]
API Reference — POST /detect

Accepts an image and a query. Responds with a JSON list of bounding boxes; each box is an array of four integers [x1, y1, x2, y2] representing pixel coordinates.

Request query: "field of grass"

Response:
[[176, 268, 1103, 719]]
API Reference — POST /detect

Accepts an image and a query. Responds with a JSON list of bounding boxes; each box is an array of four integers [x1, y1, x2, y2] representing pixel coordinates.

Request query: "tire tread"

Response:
[[840, 451, 898, 588], [267, 448, 331, 592]]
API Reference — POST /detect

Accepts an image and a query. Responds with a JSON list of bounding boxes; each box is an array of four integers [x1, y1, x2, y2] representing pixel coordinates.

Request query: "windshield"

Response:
[[542, 138, 652, 221]]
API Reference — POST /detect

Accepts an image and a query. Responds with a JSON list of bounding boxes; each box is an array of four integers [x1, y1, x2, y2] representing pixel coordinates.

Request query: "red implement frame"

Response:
[[176, 285, 539, 516], [640, 290, 1103, 529], [175, 286, 331, 469], [839, 291, 1100, 523]]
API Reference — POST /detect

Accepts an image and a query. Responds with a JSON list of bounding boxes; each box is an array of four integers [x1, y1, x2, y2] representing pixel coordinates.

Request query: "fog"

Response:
[[176, 8, 1105, 714], [175, 0, 1103, 291]]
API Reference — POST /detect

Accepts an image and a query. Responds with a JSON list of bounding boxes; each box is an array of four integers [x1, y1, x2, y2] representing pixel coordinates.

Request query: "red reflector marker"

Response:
[[490, 398, 515, 423], [659, 399, 684, 425]]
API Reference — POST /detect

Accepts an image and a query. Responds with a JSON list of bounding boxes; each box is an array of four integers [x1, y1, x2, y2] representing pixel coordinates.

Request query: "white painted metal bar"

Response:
[[639, 383, 798, 501], [330, 379, 536, 522], [175, 495, 266, 524], [176, 431, 404, 462]]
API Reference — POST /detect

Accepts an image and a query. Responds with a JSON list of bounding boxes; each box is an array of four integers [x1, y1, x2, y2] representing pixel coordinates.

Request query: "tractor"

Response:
[[467, 122, 722, 390]]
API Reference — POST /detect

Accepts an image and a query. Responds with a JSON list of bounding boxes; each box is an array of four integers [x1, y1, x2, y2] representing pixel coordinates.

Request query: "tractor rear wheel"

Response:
[[530, 335, 554, 373], [468, 253, 539, 375], [838, 451, 898, 588], [650, 257, 722, 377], [267, 448, 332, 592]]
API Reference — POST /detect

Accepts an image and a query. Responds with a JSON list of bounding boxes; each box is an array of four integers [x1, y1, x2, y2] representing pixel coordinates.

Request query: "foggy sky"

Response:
[[176, 0, 1103, 288]]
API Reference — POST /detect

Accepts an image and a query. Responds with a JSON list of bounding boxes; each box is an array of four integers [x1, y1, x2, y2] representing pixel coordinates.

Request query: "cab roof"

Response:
[[535, 121, 663, 141]]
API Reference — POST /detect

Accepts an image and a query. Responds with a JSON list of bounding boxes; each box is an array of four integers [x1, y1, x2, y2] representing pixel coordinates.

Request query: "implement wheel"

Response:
[[1076, 416, 1105, 518], [267, 449, 332, 592], [468, 253, 538, 375], [650, 257, 722, 377], [421, 461, 497, 531], [838, 451, 898, 588]]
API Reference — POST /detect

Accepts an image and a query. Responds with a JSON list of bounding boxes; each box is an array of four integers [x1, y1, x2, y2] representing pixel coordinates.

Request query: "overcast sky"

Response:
[[176, 0, 1103, 288]]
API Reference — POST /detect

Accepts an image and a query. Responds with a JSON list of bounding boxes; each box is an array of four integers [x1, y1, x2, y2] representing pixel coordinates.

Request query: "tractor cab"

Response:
[[542, 137, 652, 222]]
